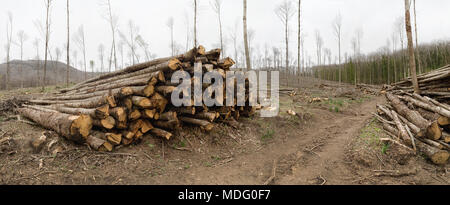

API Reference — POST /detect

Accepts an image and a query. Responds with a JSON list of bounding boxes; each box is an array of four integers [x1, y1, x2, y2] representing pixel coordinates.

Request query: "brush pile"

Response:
[[17, 46, 254, 152], [376, 66, 450, 165]]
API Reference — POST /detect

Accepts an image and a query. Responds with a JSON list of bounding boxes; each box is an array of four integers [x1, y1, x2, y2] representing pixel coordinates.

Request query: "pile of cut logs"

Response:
[[385, 64, 450, 103], [17, 46, 253, 152], [376, 66, 450, 165]]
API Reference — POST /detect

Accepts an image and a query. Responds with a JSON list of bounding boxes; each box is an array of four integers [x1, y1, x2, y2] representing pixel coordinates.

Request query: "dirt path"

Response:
[[158, 96, 384, 185]]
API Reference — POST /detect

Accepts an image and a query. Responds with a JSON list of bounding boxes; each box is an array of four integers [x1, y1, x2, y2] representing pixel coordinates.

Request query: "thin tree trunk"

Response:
[[413, 0, 422, 74], [243, 0, 251, 71], [43, 1, 50, 91], [194, 0, 197, 47], [405, 0, 420, 94], [298, 0, 301, 79]]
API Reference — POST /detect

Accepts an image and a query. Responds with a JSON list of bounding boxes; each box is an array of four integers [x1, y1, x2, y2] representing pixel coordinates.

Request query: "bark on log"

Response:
[[150, 128, 172, 140], [179, 116, 214, 131], [17, 107, 92, 143]]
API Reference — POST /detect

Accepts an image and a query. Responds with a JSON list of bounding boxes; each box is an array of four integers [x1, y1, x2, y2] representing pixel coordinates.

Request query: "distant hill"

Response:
[[0, 60, 99, 89]]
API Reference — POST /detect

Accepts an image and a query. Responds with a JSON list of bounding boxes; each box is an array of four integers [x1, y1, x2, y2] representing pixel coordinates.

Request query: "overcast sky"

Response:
[[1, 0, 450, 71]]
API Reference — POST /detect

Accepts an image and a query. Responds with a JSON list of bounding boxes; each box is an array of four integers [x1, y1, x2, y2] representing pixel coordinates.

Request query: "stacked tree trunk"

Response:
[[375, 90, 450, 165], [17, 46, 253, 152], [385, 64, 450, 104]]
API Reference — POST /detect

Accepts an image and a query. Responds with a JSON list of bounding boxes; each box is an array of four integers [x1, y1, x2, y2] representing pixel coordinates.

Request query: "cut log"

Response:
[[391, 111, 412, 146], [122, 130, 135, 140], [141, 120, 154, 134], [86, 134, 107, 151], [179, 117, 214, 131], [400, 95, 450, 118], [173, 106, 195, 115], [98, 141, 114, 152], [155, 86, 176, 96], [106, 133, 122, 145], [130, 85, 155, 97], [443, 132, 450, 143], [159, 111, 178, 121], [123, 97, 133, 111], [438, 116, 450, 126], [150, 128, 172, 140], [132, 96, 153, 108], [129, 109, 142, 121], [109, 107, 127, 122], [93, 116, 116, 130], [141, 109, 156, 119], [153, 120, 181, 130], [17, 107, 92, 143], [194, 112, 218, 122], [416, 141, 449, 165], [151, 93, 168, 113]]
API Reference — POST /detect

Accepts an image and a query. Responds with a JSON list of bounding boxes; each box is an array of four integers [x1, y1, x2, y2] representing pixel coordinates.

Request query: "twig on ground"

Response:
[[263, 159, 277, 185]]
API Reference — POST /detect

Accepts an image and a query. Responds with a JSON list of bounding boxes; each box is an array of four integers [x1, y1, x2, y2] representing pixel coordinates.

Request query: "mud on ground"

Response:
[[0, 80, 448, 185]]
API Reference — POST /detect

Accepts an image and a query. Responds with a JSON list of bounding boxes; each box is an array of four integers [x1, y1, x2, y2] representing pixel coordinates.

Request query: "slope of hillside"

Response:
[[0, 60, 98, 89]]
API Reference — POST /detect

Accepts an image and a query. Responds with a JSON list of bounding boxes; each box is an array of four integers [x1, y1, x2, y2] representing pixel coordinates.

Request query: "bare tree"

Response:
[[211, 0, 224, 54], [33, 38, 41, 87], [118, 41, 124, 69], [413, 0, 422, 74], [276, 0, 295, 85], [42, 0, 52, 90], [193, 0, 198, 47], [54, 47, 61, 84], [351, 37, 357, 85], [136, 35, 151, 61], [243, 0, 251, 71], [66, 0, 70, 86], [119, 20, 139, 65], [297, 0, 302, 77], [315, 30, 323, 66], [74, 25, 87, 80], [166, 17, 175, 56], [102, 0, 118, 70], [5, 12, 13, 90], [404, 0, 420, 94], [98, 44, 105, 73], [183, 11, 191, 52], [229, 19, 240, 68], [333, 12, 342, 83], [90, 60, 95, 74], [395, 17, 406, 78], [16, 30, 28, 88]]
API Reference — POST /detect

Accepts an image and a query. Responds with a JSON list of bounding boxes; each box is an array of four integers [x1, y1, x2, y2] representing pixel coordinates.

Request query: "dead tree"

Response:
[[74, 25, 87, 80], [193, 0, 198, 47], [42, 0, 52, 90], [413, 0, 422, 74], [120, 20, 139, 65], [297, 0, 302, 78], [404, 0, 420, 94], [98, 44, 105, 73], [16, 30, 28, 88], [102, 0, 118, 70], [333, 13, 342, 84], [211, 0, 224, 54], [136, 35, 151, 61], [166, 17, 175, 56], [276, 0, 295, 85], [5, 12, 13, 90], [243, 0, 251, 71], [66, 0, 70, 86]]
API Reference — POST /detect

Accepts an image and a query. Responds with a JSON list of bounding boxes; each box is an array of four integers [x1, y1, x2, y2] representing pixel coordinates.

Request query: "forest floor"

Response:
[[0, 79, 448, 185]]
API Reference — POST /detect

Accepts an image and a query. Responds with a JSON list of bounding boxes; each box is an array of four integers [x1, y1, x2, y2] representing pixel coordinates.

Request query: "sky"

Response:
[[1, 0, 450, 71]]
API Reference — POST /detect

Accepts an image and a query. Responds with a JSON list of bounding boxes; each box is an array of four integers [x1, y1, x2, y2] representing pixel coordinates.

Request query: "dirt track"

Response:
[[0, 81, 448, 185]]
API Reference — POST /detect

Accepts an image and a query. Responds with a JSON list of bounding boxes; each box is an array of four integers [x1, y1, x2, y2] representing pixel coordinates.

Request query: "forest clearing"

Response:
[[0, 0, 449, 188]]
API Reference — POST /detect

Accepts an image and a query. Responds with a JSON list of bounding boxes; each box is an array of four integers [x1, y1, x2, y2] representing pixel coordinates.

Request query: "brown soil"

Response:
[[0, 80, 448, 185]]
